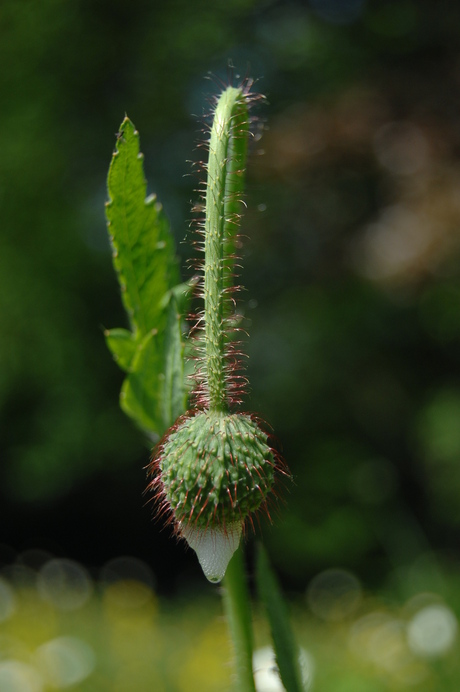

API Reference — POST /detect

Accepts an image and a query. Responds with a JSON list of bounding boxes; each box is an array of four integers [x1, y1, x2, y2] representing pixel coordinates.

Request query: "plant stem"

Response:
[[203, 86, 249, 413], [223, 545, 256, 692], [205, 86, 256, 689]]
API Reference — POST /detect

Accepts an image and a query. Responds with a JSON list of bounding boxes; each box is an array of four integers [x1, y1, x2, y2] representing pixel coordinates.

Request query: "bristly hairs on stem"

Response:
[[147, 76, 287, 584], [189, 76, 265, 412]]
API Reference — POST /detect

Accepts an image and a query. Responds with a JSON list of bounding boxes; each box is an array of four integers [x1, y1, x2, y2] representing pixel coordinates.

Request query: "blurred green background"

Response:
[[2, 0, 460, 689]]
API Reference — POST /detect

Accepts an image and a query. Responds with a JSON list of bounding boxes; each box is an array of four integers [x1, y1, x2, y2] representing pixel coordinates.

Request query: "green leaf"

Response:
[[104, 327, 137, 372], [105, 116, 179, 338], [120, 329, 163, 436], [161, 295, 186, 428], [120, 298, 186, 436], [256, 544, 304, 692], [105, 116, 187, 435], [160, 278, 196, 316]]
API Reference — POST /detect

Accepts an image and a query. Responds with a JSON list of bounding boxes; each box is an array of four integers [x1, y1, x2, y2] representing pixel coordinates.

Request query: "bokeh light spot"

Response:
[[407, 604, 457, 658], [100, 556, 155, 590], [253, 645, 314, 691], [37, 559, 92, 611], [307, 568, 362, 621], [101, 556, 156, 612], [0, 660, 43, 692], [104, 579, 154, 611], [35, 636, 96, 688]]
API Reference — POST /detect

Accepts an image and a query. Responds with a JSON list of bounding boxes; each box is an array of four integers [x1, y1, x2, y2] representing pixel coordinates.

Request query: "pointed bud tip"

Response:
[[181, 522, 242, 583]]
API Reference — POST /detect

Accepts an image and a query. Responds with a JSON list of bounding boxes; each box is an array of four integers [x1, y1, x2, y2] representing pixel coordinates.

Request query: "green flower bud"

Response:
[[149, 410, 277, 581], [147, 84, 288, 583]]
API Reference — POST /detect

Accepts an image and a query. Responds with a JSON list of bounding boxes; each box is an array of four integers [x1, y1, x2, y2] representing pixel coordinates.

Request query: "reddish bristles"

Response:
[[186, 161, 257, 407], [145, 77, 290, 546]]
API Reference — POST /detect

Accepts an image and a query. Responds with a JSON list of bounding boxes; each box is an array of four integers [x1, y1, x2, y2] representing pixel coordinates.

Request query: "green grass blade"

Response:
[[106, 116, 179, 339], [256, 544, 304, 692]]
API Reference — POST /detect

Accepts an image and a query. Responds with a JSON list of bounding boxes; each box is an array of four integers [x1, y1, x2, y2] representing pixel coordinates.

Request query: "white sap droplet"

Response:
[[181, 522, 242, 583]]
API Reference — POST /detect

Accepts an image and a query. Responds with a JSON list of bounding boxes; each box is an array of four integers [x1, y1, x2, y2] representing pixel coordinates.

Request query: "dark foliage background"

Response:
[[2, 0, 460, 598]]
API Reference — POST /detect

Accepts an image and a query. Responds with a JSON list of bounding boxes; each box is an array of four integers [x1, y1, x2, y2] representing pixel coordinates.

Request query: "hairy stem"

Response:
[[204, 87, 249, 413], [223, 546, 256, 692], [204, 86, 256, 690]]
